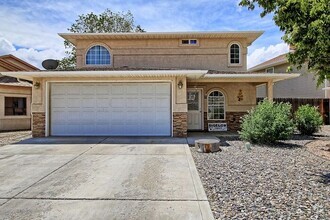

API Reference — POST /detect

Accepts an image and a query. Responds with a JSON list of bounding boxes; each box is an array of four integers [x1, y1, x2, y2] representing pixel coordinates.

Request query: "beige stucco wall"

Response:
[[256, 64, 326, 98], [187, 82, 256, 112], [75, 38, 248, 71], [0, 85, 31, 131]]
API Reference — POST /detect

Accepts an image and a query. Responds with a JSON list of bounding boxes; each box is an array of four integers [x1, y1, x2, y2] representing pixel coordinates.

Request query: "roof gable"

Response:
[[249, 53, 288, 72], [0, 54, 39, 71]]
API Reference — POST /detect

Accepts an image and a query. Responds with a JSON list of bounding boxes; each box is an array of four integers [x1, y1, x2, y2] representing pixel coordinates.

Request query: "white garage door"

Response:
[[50, 83, 171, 136]]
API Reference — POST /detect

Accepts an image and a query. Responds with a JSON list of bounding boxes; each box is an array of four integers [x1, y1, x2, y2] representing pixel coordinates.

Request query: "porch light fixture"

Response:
[[178, 80, 183, 89], [34, 82, 40, 89]]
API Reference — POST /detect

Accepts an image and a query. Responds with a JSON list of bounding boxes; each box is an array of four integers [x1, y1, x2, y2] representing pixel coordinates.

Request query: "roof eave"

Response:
[[0, 70, 209, 81], [203, 73, 300, 82], [59, 31, 264, 46]]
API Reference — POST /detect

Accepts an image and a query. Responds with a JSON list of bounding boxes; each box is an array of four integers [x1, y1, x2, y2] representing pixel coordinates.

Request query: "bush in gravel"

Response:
[[295, 105, 323, 135], [239, 99, 295, 144]]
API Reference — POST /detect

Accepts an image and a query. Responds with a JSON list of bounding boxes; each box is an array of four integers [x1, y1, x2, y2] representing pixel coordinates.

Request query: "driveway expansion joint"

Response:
[[0, 137, 108, 207], [9, 197, 209, 202]]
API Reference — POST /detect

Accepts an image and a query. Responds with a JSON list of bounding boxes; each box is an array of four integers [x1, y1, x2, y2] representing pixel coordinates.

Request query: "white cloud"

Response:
[[0, 38, 16, 55], [0, 37, 64, 69], [247, 42, 289, 69], [12, 48, 65, 69]]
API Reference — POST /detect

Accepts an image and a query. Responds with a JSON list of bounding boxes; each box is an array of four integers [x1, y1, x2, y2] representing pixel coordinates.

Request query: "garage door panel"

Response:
[[126, 84, 139, 94], [112, 98, 125, 108], [141, 84, 154, 94], [112, 84, 124, 94], [66, 98, 81, 108], [66, 85, 81, 95], [141, 98, 154, 107], [51, 85, 67, 95], [51, 83, 171, 136], [96, 85, 110, 95], [155, 84, 170, 94], [156, 97, 170, 107], [52, 98, 67, 108]]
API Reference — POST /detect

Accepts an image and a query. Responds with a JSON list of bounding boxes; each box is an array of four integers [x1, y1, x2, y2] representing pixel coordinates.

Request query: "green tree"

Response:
[[58, 9, 145, 69], [239, 0, 330, 85]]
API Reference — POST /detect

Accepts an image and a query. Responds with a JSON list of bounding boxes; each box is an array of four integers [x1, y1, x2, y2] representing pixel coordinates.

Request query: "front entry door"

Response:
[[187, 89, 202, 130]]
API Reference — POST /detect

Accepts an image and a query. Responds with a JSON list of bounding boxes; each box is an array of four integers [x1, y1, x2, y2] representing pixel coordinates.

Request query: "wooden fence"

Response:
[[257, 98, 330, 125]]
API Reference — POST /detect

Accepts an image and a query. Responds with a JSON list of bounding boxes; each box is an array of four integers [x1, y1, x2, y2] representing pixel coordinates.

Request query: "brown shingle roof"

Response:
[[0, 76, 32, 87]]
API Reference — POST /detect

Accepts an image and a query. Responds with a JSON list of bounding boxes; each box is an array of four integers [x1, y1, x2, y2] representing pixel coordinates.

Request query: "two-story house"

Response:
[[3, 31, 299, 137], [250, 53, 330, 98]]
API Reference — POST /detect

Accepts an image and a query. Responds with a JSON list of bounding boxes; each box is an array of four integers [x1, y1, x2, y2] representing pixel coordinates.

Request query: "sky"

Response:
[[0, 0, 289, 69]]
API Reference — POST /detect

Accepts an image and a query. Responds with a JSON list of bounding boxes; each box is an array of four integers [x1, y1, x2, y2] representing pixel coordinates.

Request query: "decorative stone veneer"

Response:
[[32, 112, 45, 137], [173, 112, 187, 137], [203, 112, 247, 131]]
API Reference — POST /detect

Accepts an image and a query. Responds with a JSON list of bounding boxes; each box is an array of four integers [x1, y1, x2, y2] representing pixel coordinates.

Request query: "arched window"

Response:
[[208, 91, 225, 120], [230, 43, 240, 64], [86, 45, 111, 65]]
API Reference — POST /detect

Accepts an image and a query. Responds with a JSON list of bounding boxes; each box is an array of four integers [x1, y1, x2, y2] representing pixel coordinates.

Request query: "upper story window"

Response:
[[181, 39, 198, 46], [207, 91, 225, 120], [86, 45, 111, 65], [230, 43, 240, 64], [266, 67, 274, 73]]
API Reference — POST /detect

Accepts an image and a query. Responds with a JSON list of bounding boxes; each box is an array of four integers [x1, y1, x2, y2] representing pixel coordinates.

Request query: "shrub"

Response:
[[239, 99, 295, 144], [295, 105, 323, 135]]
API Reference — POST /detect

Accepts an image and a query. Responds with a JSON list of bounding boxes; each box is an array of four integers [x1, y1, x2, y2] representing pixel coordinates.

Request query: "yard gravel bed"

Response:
[[191, 137, 330, 219], [0, 130, 31, 147]]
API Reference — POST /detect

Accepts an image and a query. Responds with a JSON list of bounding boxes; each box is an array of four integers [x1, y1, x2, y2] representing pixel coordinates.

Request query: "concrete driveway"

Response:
[[0, 137, 213, 220]]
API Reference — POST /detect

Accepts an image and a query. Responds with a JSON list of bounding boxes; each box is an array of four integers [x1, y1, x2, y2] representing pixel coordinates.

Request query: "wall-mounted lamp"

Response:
[[34, 82, 40, 89], [178, 80, 183, 89]]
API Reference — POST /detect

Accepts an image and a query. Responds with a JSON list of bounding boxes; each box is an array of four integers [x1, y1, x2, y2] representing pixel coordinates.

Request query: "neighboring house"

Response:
[[250, 53, 330, 98], [0, 54, 39, 131], [2, 31, 299, 137]]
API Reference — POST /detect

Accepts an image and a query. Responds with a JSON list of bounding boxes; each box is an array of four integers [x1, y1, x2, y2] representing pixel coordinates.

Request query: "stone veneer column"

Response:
[[203, 112, 247, 131], [32, 112, 45, 137], [173, 112, 187, 137], [226, 112, 246, 131]]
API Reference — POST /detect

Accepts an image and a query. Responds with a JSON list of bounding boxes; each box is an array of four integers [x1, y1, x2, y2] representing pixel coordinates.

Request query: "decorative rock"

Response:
[[195, 139, 221, 153]]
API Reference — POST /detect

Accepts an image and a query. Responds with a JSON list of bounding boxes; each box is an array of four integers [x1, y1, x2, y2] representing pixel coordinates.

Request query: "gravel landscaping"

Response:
[[0, 130, 31, 147], [191, 132, 330, 219]]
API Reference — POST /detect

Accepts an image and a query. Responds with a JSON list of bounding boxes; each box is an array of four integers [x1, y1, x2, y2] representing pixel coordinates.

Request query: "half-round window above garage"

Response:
[[86, 45, 111, 65], [230, 44, 240, 64]]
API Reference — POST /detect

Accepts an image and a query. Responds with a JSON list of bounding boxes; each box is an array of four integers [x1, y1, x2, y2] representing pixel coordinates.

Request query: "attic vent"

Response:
[[42, 59, 59, 70]]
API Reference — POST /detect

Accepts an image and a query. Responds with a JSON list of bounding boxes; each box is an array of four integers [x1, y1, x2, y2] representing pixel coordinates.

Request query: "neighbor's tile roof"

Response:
[[0, 76, 32, 87], [249, 54, 288, 72], [207, 70, 256, 74], [0, 54, 39, 71]]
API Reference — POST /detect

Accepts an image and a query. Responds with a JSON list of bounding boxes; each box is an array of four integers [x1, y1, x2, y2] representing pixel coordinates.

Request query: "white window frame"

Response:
[[180, 39, 199, 46], [266, 67, 275, 73], [228, 41, 242, 67], [84, 43, 113, 67], [207, 90, 226, 120], [4, 96, 27, 117]]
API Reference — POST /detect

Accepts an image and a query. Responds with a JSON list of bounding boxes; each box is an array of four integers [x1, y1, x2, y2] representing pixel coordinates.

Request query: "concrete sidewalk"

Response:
[[0, 137, 214, 220]]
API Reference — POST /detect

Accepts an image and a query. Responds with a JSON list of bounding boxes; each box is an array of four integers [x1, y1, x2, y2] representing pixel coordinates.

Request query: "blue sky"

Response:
[[0, 0, 289, 69]]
